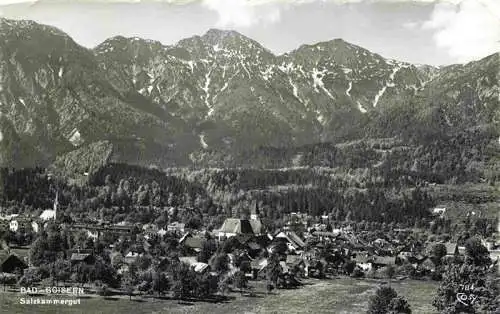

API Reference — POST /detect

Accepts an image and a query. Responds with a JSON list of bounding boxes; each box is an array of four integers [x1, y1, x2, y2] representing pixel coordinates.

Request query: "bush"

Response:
[[97, 284, 111, 297], [0, 273, 17, 286], [368, 285, 411, 314], [351, 268, 365, 278]]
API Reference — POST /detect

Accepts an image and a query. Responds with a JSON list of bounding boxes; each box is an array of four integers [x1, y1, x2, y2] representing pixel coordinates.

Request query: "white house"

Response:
[[40, 210, 56, 221], [432, 207, 446, 217], [157, 228, 167, 237], [87, 230, 99, 240], [31, 221, 39, 233], [40, 191, 58, 221], [9, 220, 19, 232]]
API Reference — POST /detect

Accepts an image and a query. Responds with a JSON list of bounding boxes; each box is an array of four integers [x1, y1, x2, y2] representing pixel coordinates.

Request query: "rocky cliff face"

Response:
[[0, 18, 497, 169]]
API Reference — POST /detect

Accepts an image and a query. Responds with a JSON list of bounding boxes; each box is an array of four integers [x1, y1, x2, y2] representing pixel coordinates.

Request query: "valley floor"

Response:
[[0, 278, 439, 314]]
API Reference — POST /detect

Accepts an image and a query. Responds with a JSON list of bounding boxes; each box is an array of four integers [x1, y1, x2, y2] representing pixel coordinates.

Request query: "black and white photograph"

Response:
[[0, 0, 498, 313]]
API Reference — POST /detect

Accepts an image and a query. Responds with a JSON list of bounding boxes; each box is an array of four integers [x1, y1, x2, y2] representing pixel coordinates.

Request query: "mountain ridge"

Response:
[[0, 18, 497, 170]]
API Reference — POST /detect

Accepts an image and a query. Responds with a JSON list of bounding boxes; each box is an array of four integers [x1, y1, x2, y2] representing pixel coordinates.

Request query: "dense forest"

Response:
[[0, 125, 497, 230]]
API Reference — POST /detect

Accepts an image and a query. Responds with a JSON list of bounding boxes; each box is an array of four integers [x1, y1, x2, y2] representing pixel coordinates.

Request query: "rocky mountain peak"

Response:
[[0, 18, 496, 168]]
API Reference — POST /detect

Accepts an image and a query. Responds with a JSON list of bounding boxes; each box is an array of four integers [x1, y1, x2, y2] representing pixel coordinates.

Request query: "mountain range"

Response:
[[0, 18, 498, 172]]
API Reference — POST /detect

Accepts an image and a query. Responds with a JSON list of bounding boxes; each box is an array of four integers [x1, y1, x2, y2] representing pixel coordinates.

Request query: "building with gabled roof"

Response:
[[216, 218, 263, 240], [275, 231, 306, 251], [444, 242, 459, 256], [70, 253, 95, 265], [0, 251, 28, 274]]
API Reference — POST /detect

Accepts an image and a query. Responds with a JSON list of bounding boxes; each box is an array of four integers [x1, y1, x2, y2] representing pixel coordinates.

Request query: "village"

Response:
[[1, 195, 498, 307]]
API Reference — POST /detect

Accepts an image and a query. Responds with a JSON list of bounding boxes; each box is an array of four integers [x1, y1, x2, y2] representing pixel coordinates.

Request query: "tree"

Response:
[[383, 265, 395, 281], [367, 285, 408, 314], [464, 237, 490, 267], [151, 271, 169, 297], [197, 240, 216, 263], [433, 263, 497, 313], [54, 259, 71, 285], [343, 260, 356, 275], [430, 243, 447, 266], [217, 278, 229, 296], [122, 272, 136, 301], [28, 234, 49, 267], [212, 254, 229, 274], [171, 263, 194, 300], [233, 270, 247, 294], [387, 296, 412, 314], [266, 254, 281, 288]]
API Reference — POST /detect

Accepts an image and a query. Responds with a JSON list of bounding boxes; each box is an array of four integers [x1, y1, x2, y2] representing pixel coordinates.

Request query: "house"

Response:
[[432, 207, 447, 218], [250, 257, 268, 279], [70, 253, 95, 265], [275, 231, 306, 252], [9, 220, 19, 232], [353, 254, 373, 272], [216, 218, 263, 240], [31, 221, 39, 233], [444, 242, 459, 256], [312, 231, 341, 241], [179, 256, 197, 266], [179, 256, 210, 274], [167, 222, 185, 233], [87, 230, 99, 241], [397, 252, 427, 265], [124, 251, 142, 264], [8, 218, 34, 232], [143, 224, 159, 240], [179, 232, 205, 252], [0, 252, 28, 273], [182, 236, 205, 253], [157, 228, 167, 237], [371, 256, 397, 269], [192, 262, 210, 274], [117, 264, 130, 275], [40, 209, 56, 221], [233, 234, 269, 258]]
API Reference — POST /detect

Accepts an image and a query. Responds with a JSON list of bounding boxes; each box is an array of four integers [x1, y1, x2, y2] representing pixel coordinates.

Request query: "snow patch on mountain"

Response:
[[199, 133, 208, 149], [278, 62, 294, 74], [289, 77, 302, 103], [312, 68, 335, 100], [315, 110, 325, 124], [342, 67, 352, 74], [261, 65, 275, 81], [69, 128, 82, 146], [241, 60, 251, 78], [202, 70, 212, 114], [357, 101, 367, 113], [346, 81, 352, 97], [180, 60, 195, 73], [373, 65, 401, 107]]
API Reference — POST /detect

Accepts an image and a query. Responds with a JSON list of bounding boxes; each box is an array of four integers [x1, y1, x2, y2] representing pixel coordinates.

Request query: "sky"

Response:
[[0, 0, 498, 66]]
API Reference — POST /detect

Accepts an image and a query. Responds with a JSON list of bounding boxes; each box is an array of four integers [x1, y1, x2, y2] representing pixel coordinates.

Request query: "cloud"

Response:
[[423, 0, 500, 63], [402, 21, 419, 29], [201, 0, 281, 28]]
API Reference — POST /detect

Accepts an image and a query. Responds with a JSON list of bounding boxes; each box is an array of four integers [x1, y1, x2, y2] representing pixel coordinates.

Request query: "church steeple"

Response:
[[53, 190, 58, 221]]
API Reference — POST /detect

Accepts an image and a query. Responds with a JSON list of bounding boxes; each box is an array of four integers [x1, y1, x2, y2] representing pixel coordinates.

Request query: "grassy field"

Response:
[[0, 278, 439, 314]]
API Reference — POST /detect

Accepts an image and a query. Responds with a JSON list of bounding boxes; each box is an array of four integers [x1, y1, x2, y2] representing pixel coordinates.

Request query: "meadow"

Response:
[[0, 278, 439, 314]]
